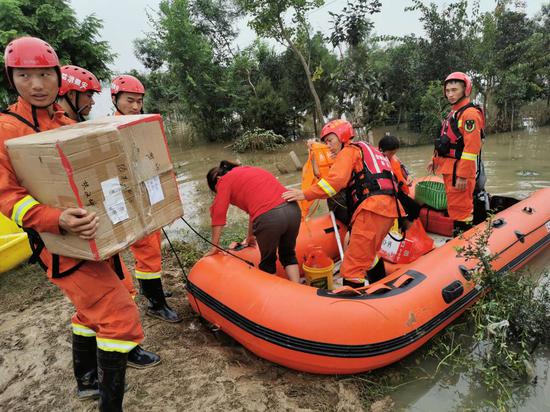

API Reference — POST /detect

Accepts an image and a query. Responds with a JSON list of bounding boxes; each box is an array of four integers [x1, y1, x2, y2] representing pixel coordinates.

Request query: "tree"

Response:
[[237, 0, 326, 130], [0, 0, 114, 104], [405, 0, 472, 83], [136, 0, 241, 141]]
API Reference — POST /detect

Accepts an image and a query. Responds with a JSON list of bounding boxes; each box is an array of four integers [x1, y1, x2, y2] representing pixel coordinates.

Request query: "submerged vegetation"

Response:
[[231, 128, 287, 153]]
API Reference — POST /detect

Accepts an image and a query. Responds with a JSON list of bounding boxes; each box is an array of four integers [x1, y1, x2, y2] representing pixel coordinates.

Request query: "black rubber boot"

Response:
[[73, 334, 99, 400], [139, 278, 182, 323], [453, 220, 471, 237], [343, 278, 364, 289], [127, 345, 161, 369], [367, 259, 386, 284], [97, 349, 128, 412], [139, 280, 172, 297]]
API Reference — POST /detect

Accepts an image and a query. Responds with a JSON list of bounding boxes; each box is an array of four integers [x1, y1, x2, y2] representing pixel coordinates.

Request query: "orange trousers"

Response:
[[130, 231, 163, 280], [120, 259, 138, 298], [443, 174, 475, 221], [340, 209, 394, 280], [51, 260, 144, 353]]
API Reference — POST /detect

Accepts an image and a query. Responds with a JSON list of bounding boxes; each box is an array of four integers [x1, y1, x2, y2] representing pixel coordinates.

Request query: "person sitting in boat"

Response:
[[206, 160, 301, 283], [379, 134, 421, 223], [379, 135, 412, 194], [282, 120, 404, 288]]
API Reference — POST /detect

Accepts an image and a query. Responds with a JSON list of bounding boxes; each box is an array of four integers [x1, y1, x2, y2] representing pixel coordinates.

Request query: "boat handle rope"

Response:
[[161, 227, 188, 283], [179, 217, 256, 267]]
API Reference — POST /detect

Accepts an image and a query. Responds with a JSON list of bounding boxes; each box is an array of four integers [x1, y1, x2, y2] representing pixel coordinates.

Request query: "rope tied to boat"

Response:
[[179, 217, 256, 267]]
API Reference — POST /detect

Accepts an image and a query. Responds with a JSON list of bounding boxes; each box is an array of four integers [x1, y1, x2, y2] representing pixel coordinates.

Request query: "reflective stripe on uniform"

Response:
[[72, 323, 96, 337], [369, 255, 379, 269], [11, 195, 39, 226], [96, 337, 138, 353], [460, 152, 477, 161], [134, 270, 162, 280], [317, 178, 337, 197]]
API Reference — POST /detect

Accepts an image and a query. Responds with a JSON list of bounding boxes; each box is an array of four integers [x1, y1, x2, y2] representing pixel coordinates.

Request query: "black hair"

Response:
[[206, 160, 241, 192], [378, 135, 400, 152]]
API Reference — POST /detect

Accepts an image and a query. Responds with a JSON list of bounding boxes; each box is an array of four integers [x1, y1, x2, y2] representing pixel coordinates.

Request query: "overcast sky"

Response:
[[68, 0, 546, 116]]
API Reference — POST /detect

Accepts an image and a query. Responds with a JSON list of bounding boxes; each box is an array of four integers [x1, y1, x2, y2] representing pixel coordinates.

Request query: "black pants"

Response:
[[253, 202, 301, 274]]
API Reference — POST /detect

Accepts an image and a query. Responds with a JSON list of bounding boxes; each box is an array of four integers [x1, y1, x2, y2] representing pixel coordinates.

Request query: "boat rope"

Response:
[[161, 228, 188, 283], [179, 217, 255, 267]]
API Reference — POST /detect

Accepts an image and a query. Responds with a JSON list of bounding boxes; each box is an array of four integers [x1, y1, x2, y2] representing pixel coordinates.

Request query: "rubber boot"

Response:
[[97, 349, 127, 412], [453, 220, 471, 237], [127, 345, 161, 369], [139, 281, 172, 297], [73, 334, 99, 400], [342, 278, 364, 289], [139, 278, 182, 323], [366, 259, 386, 284]]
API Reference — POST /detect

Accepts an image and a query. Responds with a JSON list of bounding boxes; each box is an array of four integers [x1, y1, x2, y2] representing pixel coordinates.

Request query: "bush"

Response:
[[231, 128, 286, 153]]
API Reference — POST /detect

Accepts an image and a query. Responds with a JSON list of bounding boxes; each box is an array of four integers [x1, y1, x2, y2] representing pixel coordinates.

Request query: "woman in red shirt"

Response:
[[206, 161, 301, 283]]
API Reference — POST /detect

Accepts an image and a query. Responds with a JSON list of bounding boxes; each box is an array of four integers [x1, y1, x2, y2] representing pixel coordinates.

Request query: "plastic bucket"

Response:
[[302, 262, 334, 290]]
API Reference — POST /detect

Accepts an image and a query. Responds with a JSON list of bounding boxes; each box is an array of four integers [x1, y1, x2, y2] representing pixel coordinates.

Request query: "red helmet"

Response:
[[444, 71, 472, 97], [320, 119, 354, 144], [4, 36, 60, 86], [59, 65, 101, 96], [110, 75, 145, 95]]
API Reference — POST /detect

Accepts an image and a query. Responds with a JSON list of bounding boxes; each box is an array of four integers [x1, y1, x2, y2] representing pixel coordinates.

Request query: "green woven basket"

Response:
[[415, 180, 448, 210]]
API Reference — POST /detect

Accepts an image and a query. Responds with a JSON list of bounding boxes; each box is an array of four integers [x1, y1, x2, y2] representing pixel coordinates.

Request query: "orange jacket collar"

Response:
[[12, 96, 67, 123], [451, 97, 471, 112]]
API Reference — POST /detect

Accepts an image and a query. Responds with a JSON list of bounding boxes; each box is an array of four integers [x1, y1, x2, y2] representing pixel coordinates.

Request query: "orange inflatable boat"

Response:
[[186, 188, 550, 374]]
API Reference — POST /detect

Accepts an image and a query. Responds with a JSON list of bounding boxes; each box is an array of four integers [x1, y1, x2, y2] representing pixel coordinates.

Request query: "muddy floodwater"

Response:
[[168, 126, 550, 411]]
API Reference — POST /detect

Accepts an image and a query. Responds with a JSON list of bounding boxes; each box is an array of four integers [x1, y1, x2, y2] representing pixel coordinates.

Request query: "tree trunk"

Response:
[[277, 16, 324, 130], [396, 106, 403, 130], [511, 103, 515, 133]]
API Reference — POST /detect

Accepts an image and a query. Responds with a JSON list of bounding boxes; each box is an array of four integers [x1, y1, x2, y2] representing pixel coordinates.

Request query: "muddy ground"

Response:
[[0, 252, 395, 412]]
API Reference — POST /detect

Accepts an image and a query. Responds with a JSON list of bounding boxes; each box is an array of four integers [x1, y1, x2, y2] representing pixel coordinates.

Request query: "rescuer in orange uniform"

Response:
[[0, 36, 141, 410], [57, 64, 101, 122], [428, 72, 484, 235], [283, 119, 403, 287], [111, 74, 182, 323], [58, 65, 161, 371]]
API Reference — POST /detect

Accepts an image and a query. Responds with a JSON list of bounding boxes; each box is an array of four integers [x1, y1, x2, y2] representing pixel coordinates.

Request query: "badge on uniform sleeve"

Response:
[[464, 119, 476, 132]]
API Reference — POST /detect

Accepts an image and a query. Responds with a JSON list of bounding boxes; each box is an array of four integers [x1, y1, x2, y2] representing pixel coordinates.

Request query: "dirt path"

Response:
[[0, 262, 371, 411]]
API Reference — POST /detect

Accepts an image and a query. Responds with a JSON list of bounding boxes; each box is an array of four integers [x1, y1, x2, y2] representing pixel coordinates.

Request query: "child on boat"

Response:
[[379, 135, 421, 223]]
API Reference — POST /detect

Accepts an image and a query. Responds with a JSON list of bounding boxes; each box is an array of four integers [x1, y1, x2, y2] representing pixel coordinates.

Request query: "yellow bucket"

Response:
[[303, 262, 334, 290], [0, 212, 22, 235], [0, 233, 32, 273]]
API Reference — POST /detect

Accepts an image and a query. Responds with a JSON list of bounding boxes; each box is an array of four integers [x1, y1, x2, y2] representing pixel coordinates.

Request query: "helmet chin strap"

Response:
[[63, 93, 86, 122], [30, 94, 59, 130]]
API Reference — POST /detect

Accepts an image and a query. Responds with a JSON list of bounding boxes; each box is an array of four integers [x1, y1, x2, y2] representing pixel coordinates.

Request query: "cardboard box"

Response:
[[6, 114, 184, 261]]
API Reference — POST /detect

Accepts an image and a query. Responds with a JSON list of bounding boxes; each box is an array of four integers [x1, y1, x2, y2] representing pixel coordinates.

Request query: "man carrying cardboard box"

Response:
[[0, 36, 140, 411], [58, 65, 163, 371], [111, 74, 182, 324]]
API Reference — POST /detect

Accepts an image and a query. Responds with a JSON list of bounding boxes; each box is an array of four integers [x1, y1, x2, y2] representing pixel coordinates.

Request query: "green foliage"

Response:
[[418, 81, 446, 143], [328, 0, 381, 48], [135, 0, 550, 145], [161, 239, 204, 268], [242, 77, 290, 135], [0, 0, 114, 104], [427, 221, 550, 408], [231, 128, 286, 153]]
